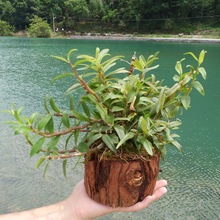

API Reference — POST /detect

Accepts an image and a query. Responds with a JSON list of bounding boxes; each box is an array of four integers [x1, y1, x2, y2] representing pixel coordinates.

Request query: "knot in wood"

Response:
[[127, 170, 144, 187]]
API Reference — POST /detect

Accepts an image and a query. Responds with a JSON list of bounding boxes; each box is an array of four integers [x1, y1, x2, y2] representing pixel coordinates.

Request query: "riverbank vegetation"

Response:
[[0, 0, 220, 38]]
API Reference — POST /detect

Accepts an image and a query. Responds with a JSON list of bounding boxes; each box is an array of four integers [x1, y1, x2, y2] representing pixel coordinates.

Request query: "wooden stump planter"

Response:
[[84, 151, 160, 208]]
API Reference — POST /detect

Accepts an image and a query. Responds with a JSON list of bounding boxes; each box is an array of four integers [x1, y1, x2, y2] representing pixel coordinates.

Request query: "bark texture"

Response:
[[84, 152, 160, 207]]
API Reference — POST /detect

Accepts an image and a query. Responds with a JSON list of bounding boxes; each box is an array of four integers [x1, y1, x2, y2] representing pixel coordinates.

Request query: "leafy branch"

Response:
[[5, 48, 207, 171]]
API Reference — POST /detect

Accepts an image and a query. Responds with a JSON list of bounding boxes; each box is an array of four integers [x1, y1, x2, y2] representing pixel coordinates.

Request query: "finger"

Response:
[[154, 179, 168, 191], [115, 181, 167, 213], [147, 185, 168, 204]]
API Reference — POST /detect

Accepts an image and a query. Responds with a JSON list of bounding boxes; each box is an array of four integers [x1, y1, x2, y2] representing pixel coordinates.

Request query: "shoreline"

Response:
[[67, 34, 220, 43]]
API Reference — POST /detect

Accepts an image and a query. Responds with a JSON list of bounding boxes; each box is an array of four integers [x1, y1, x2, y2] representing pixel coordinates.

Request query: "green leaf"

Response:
[[102, 56, 123, 66], [106, 114, 114, 126], [141, 138, 153, 156], [97, 48, 109, 62], [146, 51, 159, 66], [46, 116, 54, 133], [103, 93, 123, 102], [64, 133, 74, 148], [181, 75, 192, 85], [47, 136, 60, 151], [102, 134, 116, 152], [172, 141, 182, 152], [184, 52, 198, 61], [29, 112, 38, 124], [74, 129, 80, 145], [173, 74, 180, 82], [193, 81, 205, 95], [114, 124, 125, 140], [63, 159, 68, 178], [13, 110, 22, 122], [139, 55, 147, 66], [181, 96, 191, 110], [87, 133, 102, 146], [69, 96, 74, 111], [65, 83, 81, 95], [109, 134, 119, 144], [62, 112, 70, 128], [73, 59, 88, 69], [51, 55, 68, 63], [78, 142, 89, 153], [112, 106, 125, 112], [198, 67, 207, 80], [38, 115, 52, 131], [49, 97, 60, 113], [73, 155, 83, 171], [114, 117, 130, 121], [95, 47, 100, 59], [198, 50, 207, 66], [167, 83, 180, 97], [175, 61, 183, 75], [96, 103, 108, 123], [44, 96, 50, 114], [14, 125, 32, 134], [81, 102, 90, 117], [116, 132, 135, 149], [30, 137, 46, 156], [71, 110, 89, 122], [36, 157, 46, 169], [67, 49, 78, 61], [156, 87, 166, 113], [139, 117, 149, 135], [17, 106, 24, 116], [158, 145, 167, 160], [143, 65, 159, 74], [168, 120, 182, 128], [77, 54, 95, 62], [133, 59, 143, 71], [43, 162, 50, 178], [106, 68, 128, 77], [52, 72, 74, 82], [103, 62, 116, 73]]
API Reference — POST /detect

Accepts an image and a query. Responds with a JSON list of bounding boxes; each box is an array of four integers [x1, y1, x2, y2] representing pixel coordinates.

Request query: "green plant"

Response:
[[5, 48, 207, 173], [27, 16, 52, 38], [0, 20, 14, 36]]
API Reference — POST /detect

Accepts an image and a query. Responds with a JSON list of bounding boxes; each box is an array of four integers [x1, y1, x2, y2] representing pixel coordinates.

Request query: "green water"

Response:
[[0, 37, 219, 219]]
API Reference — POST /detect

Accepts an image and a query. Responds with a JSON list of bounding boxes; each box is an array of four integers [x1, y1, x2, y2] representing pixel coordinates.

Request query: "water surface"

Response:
[[0, 37, 219, 219]]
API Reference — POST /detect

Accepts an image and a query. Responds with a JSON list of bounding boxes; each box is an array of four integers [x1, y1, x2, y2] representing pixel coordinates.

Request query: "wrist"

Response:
[[64, 196, 88, 220]]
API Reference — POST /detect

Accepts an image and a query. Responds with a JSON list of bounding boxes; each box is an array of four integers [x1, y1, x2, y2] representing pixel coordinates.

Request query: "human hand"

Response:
[[68, 179, 168, 220], [0, 179, 167, 220]]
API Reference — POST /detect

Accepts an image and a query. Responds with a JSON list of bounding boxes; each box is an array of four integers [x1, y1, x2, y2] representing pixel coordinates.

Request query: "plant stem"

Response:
[[43, 152, 85, 160], [31, 122, 91, 138], [68, 61, 101, 103]]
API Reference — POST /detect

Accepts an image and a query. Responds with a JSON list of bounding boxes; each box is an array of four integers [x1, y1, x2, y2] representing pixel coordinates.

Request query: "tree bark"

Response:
[[84, 152, 160, 207]]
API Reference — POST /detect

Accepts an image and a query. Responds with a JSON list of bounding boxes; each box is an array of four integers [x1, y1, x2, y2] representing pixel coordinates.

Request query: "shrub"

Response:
[[0, 20, 14, 36], [27, 16, 52, 38]]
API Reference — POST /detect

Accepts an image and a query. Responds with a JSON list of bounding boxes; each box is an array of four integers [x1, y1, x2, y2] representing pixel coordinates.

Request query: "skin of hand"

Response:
[[69, 179, 168, 220], [0, 179, 167, 220]]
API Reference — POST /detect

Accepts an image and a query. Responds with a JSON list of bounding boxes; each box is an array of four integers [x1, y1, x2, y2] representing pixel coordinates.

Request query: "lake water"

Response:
[[0, 37, 219, 219]]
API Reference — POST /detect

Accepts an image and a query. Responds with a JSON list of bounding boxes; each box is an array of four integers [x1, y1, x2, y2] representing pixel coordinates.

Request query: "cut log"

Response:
[[84, 152, 160, 207]]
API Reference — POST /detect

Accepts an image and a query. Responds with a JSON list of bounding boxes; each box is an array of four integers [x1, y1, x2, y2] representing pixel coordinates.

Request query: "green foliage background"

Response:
[[0, 0, 219, 34]]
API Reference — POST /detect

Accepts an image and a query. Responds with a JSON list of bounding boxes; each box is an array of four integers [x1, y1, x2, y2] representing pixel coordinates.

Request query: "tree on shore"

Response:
[[0, 20, 13, 36], [27, 16, 52, 38]]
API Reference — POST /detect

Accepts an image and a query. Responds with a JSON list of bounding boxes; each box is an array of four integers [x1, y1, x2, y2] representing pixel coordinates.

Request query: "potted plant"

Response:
[[5, 48, 207, 208]]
